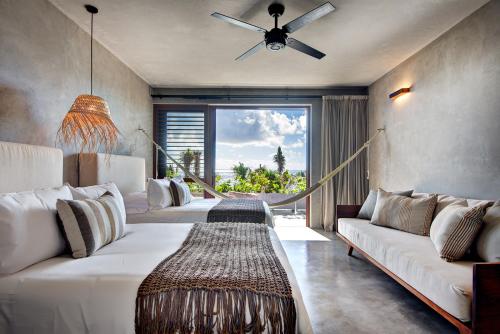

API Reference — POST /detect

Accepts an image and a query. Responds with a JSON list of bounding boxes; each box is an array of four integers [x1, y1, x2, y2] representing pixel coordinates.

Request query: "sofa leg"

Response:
[[347, 246, 354, 256]]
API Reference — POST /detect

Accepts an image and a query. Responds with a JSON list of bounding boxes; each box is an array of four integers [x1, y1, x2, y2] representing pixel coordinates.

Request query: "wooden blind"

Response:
[[156, 110, 206, 179]]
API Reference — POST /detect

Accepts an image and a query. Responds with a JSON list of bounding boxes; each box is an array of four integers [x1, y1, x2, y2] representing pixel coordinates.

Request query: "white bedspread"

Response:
[[126, 198, 275, 227], [0, 224, 311, 334]]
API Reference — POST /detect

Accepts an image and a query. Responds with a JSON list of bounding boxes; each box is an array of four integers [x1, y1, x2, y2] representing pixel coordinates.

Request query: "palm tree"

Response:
[[192, 150, 202, 177], [181, 148, 194, 173], [273, 146, 286, 174], [232, 162, 250, 179]]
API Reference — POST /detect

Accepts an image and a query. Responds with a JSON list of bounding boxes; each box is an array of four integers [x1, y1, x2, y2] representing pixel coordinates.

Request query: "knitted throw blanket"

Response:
[[135, 223, 296, 334], [207, 199, 267, 224]]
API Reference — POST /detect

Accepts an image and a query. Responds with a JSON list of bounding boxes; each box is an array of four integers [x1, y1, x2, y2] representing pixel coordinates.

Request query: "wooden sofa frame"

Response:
[[336, 205, 500, 334]]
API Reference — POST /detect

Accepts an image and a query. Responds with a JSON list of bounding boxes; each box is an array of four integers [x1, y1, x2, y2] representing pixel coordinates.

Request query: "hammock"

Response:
[[138, 128, 384, 208]]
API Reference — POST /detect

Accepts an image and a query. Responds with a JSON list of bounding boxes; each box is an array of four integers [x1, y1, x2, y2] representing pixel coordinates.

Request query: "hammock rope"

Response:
[[138, 127, 384, 208]]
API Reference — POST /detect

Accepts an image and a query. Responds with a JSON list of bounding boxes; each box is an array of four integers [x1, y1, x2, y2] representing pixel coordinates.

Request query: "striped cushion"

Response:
[[371, 189, 437, 236], [57, 192, 126, 258], [430, 205, 485, 262], [169, 179, 192, 206]]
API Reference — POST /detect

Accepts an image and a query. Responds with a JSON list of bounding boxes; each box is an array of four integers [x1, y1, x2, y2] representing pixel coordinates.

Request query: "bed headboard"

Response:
[[79, 153, 146, 194], [0, 141, 64, 193]]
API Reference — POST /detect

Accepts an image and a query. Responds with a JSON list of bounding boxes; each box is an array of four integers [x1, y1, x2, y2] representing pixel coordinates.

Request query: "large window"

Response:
[[214, 107, 308, 213], [154, 105, 309, 216]]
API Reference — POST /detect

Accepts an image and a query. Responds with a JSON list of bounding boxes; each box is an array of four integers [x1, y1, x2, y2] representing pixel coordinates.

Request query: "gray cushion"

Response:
[[357, 189, 413, 220], [371, 189, 437, 236], [476, 201, 500, 262]]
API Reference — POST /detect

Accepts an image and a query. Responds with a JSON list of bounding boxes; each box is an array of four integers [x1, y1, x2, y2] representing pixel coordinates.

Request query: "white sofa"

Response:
[[336, 193, 499, 334]]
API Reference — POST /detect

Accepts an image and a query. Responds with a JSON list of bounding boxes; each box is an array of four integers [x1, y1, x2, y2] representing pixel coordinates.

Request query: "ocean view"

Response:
[[215, 169, 306, 181]]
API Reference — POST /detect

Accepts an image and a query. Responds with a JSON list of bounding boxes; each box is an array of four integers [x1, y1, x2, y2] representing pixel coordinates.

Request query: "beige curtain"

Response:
[[321, 96, 369, 231]]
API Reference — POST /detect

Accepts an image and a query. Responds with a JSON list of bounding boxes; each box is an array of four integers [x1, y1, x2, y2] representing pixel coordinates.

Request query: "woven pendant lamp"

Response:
[[58, 4, 118, 154]]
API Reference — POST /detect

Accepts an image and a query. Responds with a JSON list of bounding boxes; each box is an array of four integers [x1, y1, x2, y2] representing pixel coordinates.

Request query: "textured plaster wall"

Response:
[[368, 0, 500, 199], [0, 0, 153, 185]]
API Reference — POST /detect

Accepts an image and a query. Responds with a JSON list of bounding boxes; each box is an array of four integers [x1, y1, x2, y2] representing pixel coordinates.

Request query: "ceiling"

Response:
[[49, 0, 488, 88]]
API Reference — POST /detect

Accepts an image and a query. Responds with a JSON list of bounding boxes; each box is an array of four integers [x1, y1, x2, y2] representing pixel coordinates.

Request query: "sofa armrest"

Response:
[[472, 262, 500, 334], [337, 205, 362, 219]]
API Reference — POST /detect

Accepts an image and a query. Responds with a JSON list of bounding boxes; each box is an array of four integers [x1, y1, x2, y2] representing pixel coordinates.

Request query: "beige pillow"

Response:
[[434, 194, 468, 218], [430, 205, 485, 262], [371, 189, 437, 236], [476, 201, 500, 262]]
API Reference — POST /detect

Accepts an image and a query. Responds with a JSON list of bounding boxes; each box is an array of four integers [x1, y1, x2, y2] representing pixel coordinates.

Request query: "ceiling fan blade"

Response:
[[282, 2, 335, 34], [287, 38, 325, 59], [236, 41, 266, 61], [211, 12, 266, 33]]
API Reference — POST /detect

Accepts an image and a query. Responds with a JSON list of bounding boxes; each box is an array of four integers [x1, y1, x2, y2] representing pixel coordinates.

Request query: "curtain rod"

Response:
[[151, 94, 327, 100]]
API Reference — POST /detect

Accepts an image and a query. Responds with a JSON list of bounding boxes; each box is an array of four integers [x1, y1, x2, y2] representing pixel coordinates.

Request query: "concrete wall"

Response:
[[368, 0, 500, 200], [0, 0, 153, 185], [151, 87, 367, 228]]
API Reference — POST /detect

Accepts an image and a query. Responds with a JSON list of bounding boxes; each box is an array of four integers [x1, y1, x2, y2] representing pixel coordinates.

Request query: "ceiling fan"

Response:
[[211, 2, 335, 60]]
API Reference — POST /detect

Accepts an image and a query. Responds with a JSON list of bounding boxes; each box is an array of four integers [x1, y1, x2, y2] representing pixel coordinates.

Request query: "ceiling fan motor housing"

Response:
[[265, 28, 287, 51]]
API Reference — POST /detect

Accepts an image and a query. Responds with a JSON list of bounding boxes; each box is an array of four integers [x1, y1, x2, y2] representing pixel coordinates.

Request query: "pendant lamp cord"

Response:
[[90, 12, 93, 95]]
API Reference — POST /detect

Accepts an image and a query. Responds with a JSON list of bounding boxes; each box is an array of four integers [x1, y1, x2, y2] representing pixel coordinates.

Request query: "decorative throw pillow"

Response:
[[357, 189, 413, 220], [169, 179, 192, 206], [430, 204, 485, 262], [147, 178, 173, 210], [68, 182, 126, 224], [371, 189, 437, 235], [475, 201, 500, 262], [433, 194, 468, 219], [57, 192, 126, 258]]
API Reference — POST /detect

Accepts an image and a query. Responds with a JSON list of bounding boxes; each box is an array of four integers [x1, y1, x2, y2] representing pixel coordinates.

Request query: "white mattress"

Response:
[[0, 224, 311, 334], [126, 198, 275, 227]]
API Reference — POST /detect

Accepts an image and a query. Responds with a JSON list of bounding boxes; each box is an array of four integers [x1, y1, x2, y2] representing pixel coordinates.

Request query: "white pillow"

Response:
[[0, 185, 72, 274], [68, 183, 126, 223], [123, 191, 149, 215], [147, 178, 173, 210], [476, 201, 500, 262]]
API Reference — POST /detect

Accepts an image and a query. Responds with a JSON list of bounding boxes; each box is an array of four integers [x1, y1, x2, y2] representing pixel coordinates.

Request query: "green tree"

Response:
[[165, 164, 179, 179], [232, 162, 250, 179], [273, 146, 286, 174], [180, 149, 194, 172]]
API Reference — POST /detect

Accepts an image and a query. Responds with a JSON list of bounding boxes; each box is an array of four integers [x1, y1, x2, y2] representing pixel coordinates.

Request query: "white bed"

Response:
[[79, 153, 275, 227], [0, 142, 311, 333], [126, 196, 274, 226], [0, 223, 311, 333]]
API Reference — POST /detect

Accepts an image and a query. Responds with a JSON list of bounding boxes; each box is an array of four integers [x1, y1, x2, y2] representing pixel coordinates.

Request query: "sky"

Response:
[[215, 108, 307, 172]]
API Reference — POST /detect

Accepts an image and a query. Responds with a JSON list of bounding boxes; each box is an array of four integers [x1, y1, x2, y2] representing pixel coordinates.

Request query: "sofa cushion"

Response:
[[430, 205, 485, 262], [338, 218, 473, 321], [357, 189, 413, 220], [371, 189, 437, 236], [434, 194, 468, 218], [476, 201, 500, 262]]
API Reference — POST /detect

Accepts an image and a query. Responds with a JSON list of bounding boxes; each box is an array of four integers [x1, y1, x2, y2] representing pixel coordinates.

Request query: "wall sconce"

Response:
[[389, 87, 411, 100]]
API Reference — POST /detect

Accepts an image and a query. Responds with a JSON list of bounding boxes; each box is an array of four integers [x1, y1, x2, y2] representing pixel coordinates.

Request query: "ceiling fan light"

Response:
[[267, 42, 285, 51]]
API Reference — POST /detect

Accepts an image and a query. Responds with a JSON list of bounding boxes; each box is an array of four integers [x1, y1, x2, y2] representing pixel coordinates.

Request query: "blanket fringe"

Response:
[[135, 288, 296, 334]]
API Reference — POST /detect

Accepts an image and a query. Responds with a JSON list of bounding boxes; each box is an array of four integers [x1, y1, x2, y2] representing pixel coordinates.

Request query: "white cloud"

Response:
[[216, 109, 306, 148]]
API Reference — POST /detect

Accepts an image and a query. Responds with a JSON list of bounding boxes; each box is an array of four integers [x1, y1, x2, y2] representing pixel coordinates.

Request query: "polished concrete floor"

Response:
[[277, 228, 457, 334]]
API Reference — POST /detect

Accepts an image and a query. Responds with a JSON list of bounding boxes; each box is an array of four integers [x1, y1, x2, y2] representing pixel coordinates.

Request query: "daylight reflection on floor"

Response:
[[273, 212, 330, 241]]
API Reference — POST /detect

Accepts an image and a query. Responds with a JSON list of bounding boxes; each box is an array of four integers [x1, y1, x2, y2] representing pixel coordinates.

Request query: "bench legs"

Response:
[[347, 245, 354, 256]]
